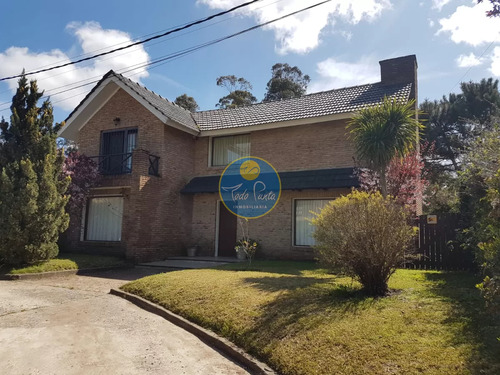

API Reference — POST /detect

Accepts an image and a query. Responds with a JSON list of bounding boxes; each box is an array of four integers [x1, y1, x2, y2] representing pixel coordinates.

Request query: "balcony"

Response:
[[90, 151, 160, 176], [90, 153, 132, 175]]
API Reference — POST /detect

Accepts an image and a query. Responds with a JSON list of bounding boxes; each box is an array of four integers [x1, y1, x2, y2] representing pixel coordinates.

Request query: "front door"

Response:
[[217, 202, 237, 257]]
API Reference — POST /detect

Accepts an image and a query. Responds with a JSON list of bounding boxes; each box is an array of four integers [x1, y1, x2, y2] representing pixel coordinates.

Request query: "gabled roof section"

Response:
[[59, 70, 198, 140], [193, 82, 412, 131], [114, 72, 198, 132]]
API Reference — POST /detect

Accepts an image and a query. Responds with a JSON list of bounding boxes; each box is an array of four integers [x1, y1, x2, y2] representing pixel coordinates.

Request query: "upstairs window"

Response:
[[211, 134, 250, 166], [100, 128, 137, 174]]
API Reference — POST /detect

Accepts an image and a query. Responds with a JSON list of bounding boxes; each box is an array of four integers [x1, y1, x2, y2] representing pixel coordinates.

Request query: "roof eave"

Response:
[[199, 112, 355, 137], [58, 74, 199, 141], [58, 75, 120, 141]]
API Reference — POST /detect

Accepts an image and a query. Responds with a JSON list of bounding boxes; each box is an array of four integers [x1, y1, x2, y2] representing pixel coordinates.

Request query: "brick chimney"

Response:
[[379, 55, 418, 102]]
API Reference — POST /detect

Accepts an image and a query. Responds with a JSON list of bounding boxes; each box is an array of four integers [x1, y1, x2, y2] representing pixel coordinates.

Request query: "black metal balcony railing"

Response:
[[148, 154, 160, 177], [90, 153, 132, 175], [89, 152, 160, 176]]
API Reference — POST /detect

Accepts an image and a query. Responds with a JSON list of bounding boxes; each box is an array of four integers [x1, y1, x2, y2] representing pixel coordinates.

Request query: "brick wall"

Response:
[[191, 194, 218, 256], [188, 189, 351, 260], [66, 88, 357, 261], [188, 119, 356, 259], [193, 118, 354, 177], [64, 88, 196, 262], [77, 88, 165, 157]]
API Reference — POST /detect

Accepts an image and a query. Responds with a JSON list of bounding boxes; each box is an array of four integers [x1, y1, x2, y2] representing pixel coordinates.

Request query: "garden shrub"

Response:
[[459, 125, 500, 310], [235, 218, 260, 267], [312, 190, 415, 296]]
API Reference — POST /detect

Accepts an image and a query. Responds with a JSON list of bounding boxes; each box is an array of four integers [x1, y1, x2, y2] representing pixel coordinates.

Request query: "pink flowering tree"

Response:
[[355, 149, 429, 215], [62, 151, 100, 214]]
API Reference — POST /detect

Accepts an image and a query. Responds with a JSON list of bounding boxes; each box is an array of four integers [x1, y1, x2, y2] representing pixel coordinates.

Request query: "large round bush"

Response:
[[313, 190, 415, 296]]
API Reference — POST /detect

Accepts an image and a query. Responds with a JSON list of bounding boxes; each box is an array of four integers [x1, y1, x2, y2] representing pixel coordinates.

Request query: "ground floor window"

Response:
[[85, 197, 124, 241], [294, 199, 331, 246]]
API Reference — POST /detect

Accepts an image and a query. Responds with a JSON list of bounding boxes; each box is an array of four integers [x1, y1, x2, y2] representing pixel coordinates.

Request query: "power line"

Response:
[[23, 18, 219, 73], [450, 39, 497, 93], [0, 0, 286, 98], [0, 0, 333, 114], [0, 0, 262, 82]]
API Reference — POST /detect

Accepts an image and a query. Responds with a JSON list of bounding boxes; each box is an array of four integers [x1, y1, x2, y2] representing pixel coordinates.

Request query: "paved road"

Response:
[[0, 268, 250, 375]]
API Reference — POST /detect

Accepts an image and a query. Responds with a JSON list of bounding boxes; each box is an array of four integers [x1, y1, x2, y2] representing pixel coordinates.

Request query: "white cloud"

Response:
[[198, 0, 391, 54], [309, 56, 379, 92], [432, 0, 452, 11], [437, 1, 500, 46], [338, 30, 353, 41], [456, 52, 483, 67], [489, 46, 500, 76], [0, 22, 150, 111]]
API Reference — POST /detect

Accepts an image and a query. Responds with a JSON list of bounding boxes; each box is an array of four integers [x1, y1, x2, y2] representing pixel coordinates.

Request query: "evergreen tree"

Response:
[[420, 78, 500, 178], [0, 75, 69, 266], [263, 63, 310, 102], [216, 75, 257, 109], [174, 94, 199, 112]]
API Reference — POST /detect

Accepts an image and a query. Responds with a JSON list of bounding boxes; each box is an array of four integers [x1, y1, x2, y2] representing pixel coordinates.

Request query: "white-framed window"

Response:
[[85, 196, 124, 241], [294, 199, 332, 246], [211, 134, 250, 166]]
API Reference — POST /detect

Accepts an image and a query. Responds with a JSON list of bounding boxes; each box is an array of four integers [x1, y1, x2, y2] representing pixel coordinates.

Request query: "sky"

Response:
[[0, 0, 499, 124]]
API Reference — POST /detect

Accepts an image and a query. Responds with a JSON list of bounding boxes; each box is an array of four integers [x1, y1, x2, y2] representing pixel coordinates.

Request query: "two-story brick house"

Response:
[[59, 55, 418, 262]]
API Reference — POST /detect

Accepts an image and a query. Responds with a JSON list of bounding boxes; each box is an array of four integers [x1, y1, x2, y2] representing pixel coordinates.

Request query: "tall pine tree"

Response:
[[0, 75, 69, 266]]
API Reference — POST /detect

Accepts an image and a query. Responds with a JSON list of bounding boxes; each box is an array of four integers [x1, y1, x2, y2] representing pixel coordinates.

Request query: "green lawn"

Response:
[[5, 253, 127, 274], [122, 261, 500, 375]]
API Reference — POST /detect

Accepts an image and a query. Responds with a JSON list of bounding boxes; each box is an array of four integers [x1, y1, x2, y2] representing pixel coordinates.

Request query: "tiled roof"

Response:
[[193, 82, 412, 131], [65, 71, 412, 134], [181, 168, 359, 194], [113, 72, 199, 132]]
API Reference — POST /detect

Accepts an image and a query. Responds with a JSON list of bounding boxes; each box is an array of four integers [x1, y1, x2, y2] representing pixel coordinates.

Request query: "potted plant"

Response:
[[234, 243, 247, 260], [186, 244, 199, 257], [234, 238, 260, 265]]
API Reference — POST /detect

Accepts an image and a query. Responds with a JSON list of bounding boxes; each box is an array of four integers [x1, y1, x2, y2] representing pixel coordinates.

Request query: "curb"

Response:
[[2, 265, 133, 280], [110, 288, 276, 375]]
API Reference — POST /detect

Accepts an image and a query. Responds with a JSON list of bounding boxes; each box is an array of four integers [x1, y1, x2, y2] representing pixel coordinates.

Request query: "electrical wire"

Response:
[[0, 0, 262, 82], [0, 0, 333, 115], [0, 0, 288, 100], [450, 40, 496, 93]]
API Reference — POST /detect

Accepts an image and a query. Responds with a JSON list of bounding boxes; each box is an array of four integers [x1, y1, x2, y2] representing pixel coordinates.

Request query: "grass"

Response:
[[122, 261, 500, 375], [5, 253, 127, 274]]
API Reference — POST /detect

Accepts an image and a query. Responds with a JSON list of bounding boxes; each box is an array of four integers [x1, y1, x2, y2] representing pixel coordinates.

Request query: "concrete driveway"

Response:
[[0, 268, 250, 375]]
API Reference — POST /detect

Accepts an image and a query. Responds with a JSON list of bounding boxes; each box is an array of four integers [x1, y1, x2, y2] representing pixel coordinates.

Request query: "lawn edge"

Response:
[[109, 288, 276, 375], [1, 265, 132, 280]]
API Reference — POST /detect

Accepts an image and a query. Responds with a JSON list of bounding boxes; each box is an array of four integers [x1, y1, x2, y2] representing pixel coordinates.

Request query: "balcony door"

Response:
[[101, 129, 137, 174]]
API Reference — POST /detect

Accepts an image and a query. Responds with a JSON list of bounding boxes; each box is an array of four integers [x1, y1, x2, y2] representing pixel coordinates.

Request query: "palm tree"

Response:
[[347, 97, 423, 197]]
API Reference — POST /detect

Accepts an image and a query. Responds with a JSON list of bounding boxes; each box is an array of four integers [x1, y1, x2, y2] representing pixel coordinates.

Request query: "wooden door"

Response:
[[218, 202, 237, 257]]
